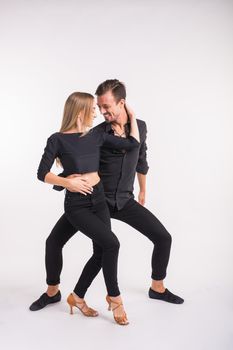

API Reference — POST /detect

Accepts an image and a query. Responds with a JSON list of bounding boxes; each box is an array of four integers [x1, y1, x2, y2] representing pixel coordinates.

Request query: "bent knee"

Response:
[[166, 232, 172, 245], [104, 235, 120, 251], [46, 235, 64, 249], [160, 231, 172, 247], [152, 230, 172, 246]]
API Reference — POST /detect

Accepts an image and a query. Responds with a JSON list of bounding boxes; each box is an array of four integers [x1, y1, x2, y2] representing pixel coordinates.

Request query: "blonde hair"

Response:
[[60, 92, 94, 133], [56, 92, 94, 167]]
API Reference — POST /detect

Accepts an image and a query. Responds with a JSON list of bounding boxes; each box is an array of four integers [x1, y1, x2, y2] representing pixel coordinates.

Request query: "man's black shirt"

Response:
[[53, 119, 149, 210]]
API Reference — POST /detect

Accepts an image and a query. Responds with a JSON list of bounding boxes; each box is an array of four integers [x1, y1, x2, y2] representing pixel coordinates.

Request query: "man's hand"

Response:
[[66, 174, 93, 194], [138, 191, 146, 206]]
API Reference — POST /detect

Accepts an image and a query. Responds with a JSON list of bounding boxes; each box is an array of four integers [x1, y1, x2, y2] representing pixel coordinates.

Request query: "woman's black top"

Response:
[[37, 128, 139, 182]]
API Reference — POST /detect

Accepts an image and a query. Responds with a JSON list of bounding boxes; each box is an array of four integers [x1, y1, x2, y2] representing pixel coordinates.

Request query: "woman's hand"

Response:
[[66, 174, 93, 194]]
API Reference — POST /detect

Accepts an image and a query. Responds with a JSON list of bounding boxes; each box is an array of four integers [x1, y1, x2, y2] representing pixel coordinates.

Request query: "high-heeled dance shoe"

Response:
[[106, 295, 129, 325], [67, 293, 98, 317]]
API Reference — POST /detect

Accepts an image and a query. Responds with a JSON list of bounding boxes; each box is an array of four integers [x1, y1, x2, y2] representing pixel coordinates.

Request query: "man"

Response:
[[30, 79, 184, 311]]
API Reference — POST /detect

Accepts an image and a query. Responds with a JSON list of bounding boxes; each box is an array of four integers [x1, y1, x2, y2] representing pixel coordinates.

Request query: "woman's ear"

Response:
[[76, 113, 82, 128], [76, 112, 84, 122]]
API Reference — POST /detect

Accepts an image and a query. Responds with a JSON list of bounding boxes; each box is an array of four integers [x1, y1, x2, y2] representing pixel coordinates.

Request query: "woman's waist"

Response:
[[79, 172, 100, 186], [64, 171, 100, 187], [65, 179, 104, 198]]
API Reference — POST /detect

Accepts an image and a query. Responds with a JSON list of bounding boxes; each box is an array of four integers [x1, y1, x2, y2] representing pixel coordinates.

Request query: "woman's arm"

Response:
[[37, 135, 92, 194], [102, 133, 140, 150], [37, 135, 59, 182], [45, 172, 93, 195], [101, 106, 140, 150], [125, 104, 140, 142]]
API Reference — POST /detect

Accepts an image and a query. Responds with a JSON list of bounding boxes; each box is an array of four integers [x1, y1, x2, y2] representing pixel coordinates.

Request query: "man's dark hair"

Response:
[[95, 79, 126, 103]]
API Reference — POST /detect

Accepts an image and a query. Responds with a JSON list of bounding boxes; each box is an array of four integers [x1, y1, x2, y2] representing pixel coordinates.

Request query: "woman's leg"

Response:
[[65, 203, 120, 297], [73, 201, 111, 298], [66, 201, 128, 324]]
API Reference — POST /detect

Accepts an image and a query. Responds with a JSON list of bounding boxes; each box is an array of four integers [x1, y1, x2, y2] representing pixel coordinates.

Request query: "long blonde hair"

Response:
[[56, 92, 94, 167], [60, 92, 94, 133]]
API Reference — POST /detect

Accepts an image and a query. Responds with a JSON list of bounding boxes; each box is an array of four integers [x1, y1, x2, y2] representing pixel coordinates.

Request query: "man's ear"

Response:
[[119, 99, 125, 108]]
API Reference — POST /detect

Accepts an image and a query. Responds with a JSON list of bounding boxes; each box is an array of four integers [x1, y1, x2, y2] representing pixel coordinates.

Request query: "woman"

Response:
[[35, 92, 140, 325]]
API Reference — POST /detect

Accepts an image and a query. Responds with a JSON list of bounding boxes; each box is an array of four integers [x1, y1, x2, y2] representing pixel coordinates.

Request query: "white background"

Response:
[[0, 0, 232, 349]]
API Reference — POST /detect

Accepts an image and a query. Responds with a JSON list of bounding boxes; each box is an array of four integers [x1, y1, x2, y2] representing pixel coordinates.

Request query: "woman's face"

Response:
[[88, 100, 97, 127], [78, 100, 96, 128]]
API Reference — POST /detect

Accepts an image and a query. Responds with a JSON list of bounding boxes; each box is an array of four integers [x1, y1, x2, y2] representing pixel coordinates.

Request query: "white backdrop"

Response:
[[0, 0, 233, 349]]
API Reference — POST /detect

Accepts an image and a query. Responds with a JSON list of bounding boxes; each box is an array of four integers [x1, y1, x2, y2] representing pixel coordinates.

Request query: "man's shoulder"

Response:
[[136, 118, 147, 133], [92, 121, 108, 132], [136, 118, 147, 127]]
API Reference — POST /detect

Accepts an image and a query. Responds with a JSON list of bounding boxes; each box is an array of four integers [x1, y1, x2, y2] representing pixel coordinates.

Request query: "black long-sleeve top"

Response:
[[37, 128, 139, 182], [53, 119, 149, 210]]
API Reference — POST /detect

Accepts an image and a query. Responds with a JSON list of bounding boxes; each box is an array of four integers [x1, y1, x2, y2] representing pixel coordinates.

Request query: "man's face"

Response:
[[97, 91, 124, 123]]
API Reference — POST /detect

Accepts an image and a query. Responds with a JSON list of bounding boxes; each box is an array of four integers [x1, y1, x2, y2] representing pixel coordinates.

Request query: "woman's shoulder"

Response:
[[46, 132, 61, 144], [48, 132, 62, 139]]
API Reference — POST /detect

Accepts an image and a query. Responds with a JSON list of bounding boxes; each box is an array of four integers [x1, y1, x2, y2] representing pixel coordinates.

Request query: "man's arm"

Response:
[[136, 120, 149, 206], [137, 173, 146, 206]]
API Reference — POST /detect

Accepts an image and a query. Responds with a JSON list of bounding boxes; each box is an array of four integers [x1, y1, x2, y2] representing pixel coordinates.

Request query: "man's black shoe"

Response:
[[148, 288, 184, 304], [29, 291, 61, 311]]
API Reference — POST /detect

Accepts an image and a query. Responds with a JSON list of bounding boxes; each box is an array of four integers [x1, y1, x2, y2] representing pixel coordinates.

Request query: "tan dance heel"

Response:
[[106, 295, 129, 325], [67, 293, 98, 317]]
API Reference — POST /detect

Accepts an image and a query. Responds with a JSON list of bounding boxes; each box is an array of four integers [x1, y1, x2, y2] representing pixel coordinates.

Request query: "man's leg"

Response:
[[29, 214, 77, 311], [45, 214, 78, 295], [109, 199, 184, 304]]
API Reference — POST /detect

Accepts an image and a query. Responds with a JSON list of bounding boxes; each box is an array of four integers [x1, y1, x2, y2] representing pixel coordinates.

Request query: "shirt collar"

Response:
[[105, 121, 130, 135]]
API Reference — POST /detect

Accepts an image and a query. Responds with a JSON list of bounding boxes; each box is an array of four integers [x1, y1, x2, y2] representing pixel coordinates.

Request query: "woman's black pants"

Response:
[[57, 181, 120, 297]]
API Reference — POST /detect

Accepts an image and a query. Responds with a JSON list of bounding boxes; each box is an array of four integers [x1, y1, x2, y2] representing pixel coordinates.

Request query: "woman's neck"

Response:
[[63, 126, 86, 134]]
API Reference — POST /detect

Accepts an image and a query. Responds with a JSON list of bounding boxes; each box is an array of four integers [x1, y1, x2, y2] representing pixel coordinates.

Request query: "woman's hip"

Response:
[[64, 180, 105, 211]]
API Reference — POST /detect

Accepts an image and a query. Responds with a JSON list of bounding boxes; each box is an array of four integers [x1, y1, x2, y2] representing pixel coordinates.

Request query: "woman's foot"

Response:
[[106, 295, 129, 325], [67, 293, 98, 317]]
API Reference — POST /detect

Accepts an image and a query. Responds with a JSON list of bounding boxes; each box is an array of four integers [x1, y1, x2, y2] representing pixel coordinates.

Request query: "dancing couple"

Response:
[[30, 79, 184, 326]]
